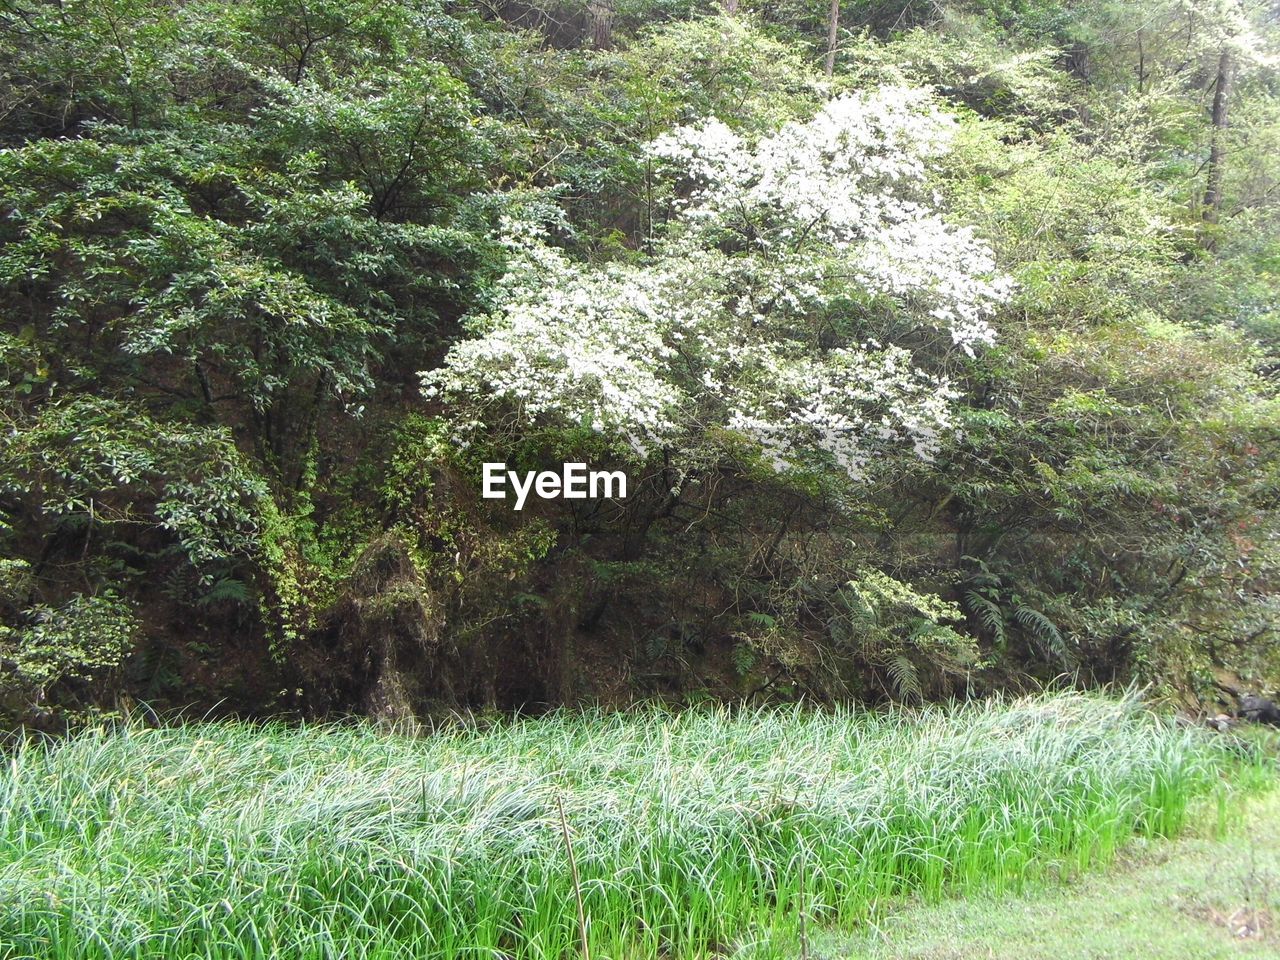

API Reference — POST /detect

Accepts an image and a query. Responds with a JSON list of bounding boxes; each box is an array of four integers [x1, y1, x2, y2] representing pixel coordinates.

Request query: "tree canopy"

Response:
[[2, 0, 1278, 726]]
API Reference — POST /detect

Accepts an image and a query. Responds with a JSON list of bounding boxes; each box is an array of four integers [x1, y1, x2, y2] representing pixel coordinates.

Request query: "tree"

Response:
[[1204, 47, 1235, 230], [824, 0, 840, 76], [424, 87, 1012, 484], [589, 0, 615, 47]]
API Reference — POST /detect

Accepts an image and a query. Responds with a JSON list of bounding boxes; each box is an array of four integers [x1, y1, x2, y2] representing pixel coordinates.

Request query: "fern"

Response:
[[199, 578, 250, 607], [885, 654, 923, 701], [837, 585, 879, 625], [1012, 605, 1074, 668], [960, 556, 1003, 591], [964, 590, 1006, 647]]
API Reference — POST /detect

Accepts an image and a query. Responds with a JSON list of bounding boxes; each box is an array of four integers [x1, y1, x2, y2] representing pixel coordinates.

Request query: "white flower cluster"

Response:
[[425, 222, 687, 456], [423, 87, 1012, 483], [723, 345, 960, 478], [649, 86, 1012, 355], [650, 87, 954, 243]]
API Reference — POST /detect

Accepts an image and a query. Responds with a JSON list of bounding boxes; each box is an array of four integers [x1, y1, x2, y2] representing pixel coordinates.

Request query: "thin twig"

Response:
[[556, 793, 591, 960], [798, 842, 810, 960]]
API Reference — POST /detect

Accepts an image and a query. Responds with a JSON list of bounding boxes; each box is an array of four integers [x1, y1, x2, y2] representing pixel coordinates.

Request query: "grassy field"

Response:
[[822, 771, 1280, 959], [0, 693, 1254, 960]]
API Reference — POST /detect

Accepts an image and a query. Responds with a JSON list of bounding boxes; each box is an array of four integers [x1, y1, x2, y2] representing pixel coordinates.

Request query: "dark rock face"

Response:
[[1238, 694, 1280, 726]]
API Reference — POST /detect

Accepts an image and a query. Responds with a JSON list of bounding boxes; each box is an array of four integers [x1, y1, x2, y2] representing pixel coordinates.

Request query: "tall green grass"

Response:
[[0, 693, 1236, 960]]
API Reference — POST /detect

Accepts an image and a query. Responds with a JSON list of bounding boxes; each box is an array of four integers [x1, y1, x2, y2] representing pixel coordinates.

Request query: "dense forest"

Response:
[[1, 0, 1278, 728]]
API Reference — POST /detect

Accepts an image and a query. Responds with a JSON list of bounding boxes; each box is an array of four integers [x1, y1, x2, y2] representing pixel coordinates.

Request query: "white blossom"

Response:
[[423, 87, 1013, 483]]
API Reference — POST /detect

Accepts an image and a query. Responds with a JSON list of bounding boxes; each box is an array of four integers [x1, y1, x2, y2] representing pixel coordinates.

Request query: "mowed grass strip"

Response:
[[820, 762, 1280, 960], [0, 693, 1245, 960]]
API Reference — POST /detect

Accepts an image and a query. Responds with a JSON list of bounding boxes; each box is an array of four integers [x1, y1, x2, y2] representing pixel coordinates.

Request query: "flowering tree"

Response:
[[424, 87, 1012, 482]]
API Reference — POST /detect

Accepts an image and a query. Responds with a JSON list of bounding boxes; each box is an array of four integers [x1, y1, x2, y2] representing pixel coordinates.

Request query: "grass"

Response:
[[0, 692, 1254, 960], [820, 767, 1280, 959]]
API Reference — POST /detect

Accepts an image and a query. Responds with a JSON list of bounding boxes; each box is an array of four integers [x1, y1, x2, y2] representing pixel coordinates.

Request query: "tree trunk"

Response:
[[722, 0, 739, 14], [824, 0, 840, 77], [1203, 47, 1234, 231], [588, 0, 614, 49], [1136, 30, 1146, 93]]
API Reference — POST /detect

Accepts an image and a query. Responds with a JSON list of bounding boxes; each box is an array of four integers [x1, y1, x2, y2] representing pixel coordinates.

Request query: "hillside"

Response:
[[1, 0, 1278, 725]]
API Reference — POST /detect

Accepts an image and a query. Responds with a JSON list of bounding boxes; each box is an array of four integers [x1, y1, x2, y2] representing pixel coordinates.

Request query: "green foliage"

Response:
[[829, 570, 978, 699], [0, 590, 138, 706], [1, 397, 268, 575], [961, 562, 1075, 671], [0, 0, 1277, 721], [840, 14, 1081, 123]]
